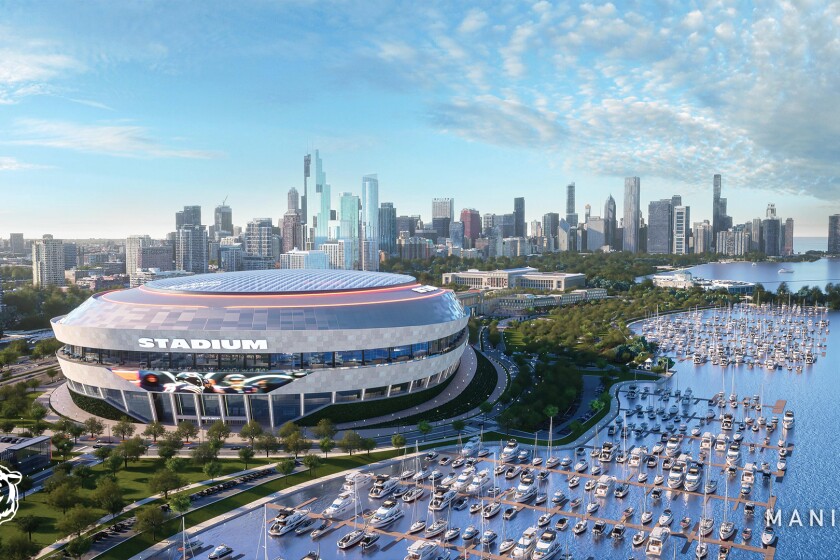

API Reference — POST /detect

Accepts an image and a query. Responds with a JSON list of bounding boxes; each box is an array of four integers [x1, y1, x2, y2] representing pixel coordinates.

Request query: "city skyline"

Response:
[[1, 2, 839, 237]]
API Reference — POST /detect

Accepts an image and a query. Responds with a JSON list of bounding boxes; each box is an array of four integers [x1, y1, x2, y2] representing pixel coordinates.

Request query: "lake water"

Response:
[[672, 258, 840, 292]]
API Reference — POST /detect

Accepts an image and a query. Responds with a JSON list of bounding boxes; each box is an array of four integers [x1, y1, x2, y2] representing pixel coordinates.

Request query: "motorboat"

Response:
[[481, 501, 502, 519], [452, 496, 468, 511], [646, 527, 670, 557], [400, 467, 417, 480], [323, 492, 354, 519], [700, 517, 714, 537], [637, 472, 648, 483], [428, 489, 456, 511], [653, 473, 665, 486], [594, 475, 615, 498], [504, 507, 517, 520], [505, 465, 522, 479], [641, 510, 654, 525], [592, 520, 607, 536], [408, 519, 426, 534], [695, 542, 709, 558], [462, 525, 479, 541], [499, 537, 516, 554], [658, 509, 673, 527], [342, 471, 373, 493], [309, 519, 332, 539], [444, 527, 461, 542], [424, 518, 447, 538], [301, 551, 320, 560], [514, 480, 538, 503], [537, 512, 553, 527], [465, 470, 491, 495], [614, 482, 629, 498], [684, 464, 703, 492], [584, 479, 596, 492], [403, 486, 426, 504], [532, 529, 561, 559], [742, 527, 753, 541], [370, 499, 403, 528], [555, 517, 569, 531], [573, 459, 588, 472], [569, 497, 582, 509], [704, 479, 718, 494], [208, 544, 233, 559], [269, 508, 310, 536], [611, 523, 626, 540], [452, 468, 475, 492], [360, 531, 380, 550], [404, 540, 443, 560], [632, 531, 647, 546], [337, 529, 364, 549], [761, 526, 778, 546], [481, 529, 497, 545], [567, 475, 580, 488], [368, 475, 399, 499], [622, 506, 635, 519], [572, 519, 587, 534], [294, 518, 316, 535], [559, 456, 572, 468], [783, 410, 794, 429], [719, 520, 735, 540], [500, 439, 521, 462], [510, 526, 538, 559], [535, 493, 547, 505], [585, 501, 599, 514]]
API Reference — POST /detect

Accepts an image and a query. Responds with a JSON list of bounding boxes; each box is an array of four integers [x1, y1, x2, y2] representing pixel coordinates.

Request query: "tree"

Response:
[[14, 515, 40, 540], [283, 432, 311, 457], [166, 457, 186, 472], [143, 421, 166, 443], [113, 417, 136, 441], [319, 437, 334, 458], [65, 536, 92, 560], [417, 420, 433, 440], [72, 465, 95, 488], [57, 505, 98, 537], [67, 422, 85, 443], [479, 401, 493, 415], [176, 421, 199, 443], [104, 453, 123, 477], [238, 420, 263, 447], [312, 418, 337, 440], [255, 433, 279, 457], [391, 433, 406, 450], [93, 445, 113, 464], [203, 460, 222, 481], [28, 402, 47, 422], [136, 506, 166, 541], [3, 530, 38, 560], [278, 457, 295, 485], [93, 478, 125, 519], [361, 437, 376, 455], [45, 367, 59, 381], [83, 417, 105, 440], [26, 378, 40, 393], [46, 482, 78, 514], [17, 475, 32, 501], [452, 419, 466, 435], [0, 419, 15, 433], [157, 431, 184, 461], [120, 436, 148, 467], [191, 442, 219, 465], [277, 422, 300, 440], [303, 453, 320, 476], [170, 493, 191, 518], [149, 469, 184, 499], [206, 420, 231, 445], [339, 430, 362, 455], [52, 434, 74, 462], [238, 446, 255, 469]]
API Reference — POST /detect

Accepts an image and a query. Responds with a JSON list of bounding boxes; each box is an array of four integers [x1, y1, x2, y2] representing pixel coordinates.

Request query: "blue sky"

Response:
[[1, 1, 838, 239]]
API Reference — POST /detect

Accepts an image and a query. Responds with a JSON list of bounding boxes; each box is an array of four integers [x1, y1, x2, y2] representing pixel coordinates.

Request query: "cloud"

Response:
[[458, 9, 489, 33], [0, 156, 43, 171], [10, 119, 221, 159], [0, 27, 84, 103]]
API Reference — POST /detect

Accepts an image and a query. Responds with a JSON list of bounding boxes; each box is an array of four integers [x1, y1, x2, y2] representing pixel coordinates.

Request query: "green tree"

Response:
[[143, 421, 166, 443], [255, 433, 279, 458], [3, 530, 38, 560], [28, 402, 47, 422], [104, 453, 123, 477], [72, 465, 95, 488], [14, 515, 40, 540], [93, 478, 126, 519], [203, 460, 222, 481], [136, 506, 167, 540], [339, 430, 362, 455], [361, 437, 376, 455], [67, 422, 85, 443], [312, 418, 337, 440], [452, 419, 466, 435], [278, 457, 295, 485], [93, 445, 113, 464], [157, 430, 184, 461], [170, 493, 192, 518], [25, 378, 40, 393], [206, 420, 231, 445], [149, 469, 185, 499], [319, 436, 334, 458], [238, 446, 255, 469], [277, 422, 300, 440], [417, 420, 433, 440], [283, 432, 311, 457], [303, 453, 320, 476], [113, 417, 136, 441], [83, 417, 105, 440], [56, 505, 98, 537], [17, 475, 32, 501], [46, 482, 78, 514], [52, 434, 74, 462], [191, 442, 218, 465], [238, 420, 263, 447], [166, 457, 186, 472], [116, 436, 148, 467], [45, 367, 59, 382], [65, 536, 92, 560], [0, 419, 15, 433], [176, 421, 199, 443], [391, 433, 406, 450]]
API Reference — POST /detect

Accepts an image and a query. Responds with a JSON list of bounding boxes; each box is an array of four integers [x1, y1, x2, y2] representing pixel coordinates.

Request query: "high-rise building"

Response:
[[398, 235, 434, 260], [557, 219, 571, 252], [604, 195, 617, 250], [586, 217, 606, 251], [282, 187, 304, 253], [139, 246, 173, 271], [125, 235, 151, 279], [750, 218, 763, 253], [176, 205, 202, 229], [62, 242, 78, 270], [214, 204, 233, 238], [482, 213, 496, 233], [308, 150, 330, 246], [529, 220, 542, 238], [218, 243, 243, 273], [623, 177, 640, 253], [396, 215, 417, 237], [32, 236, 65, 287], [379, 202, 397, 256], [783, 218, 794, 256], [320, 239, 353, 269], [460, 209, 481, 247], [829, 215, 840, 254], [302, 154, 310, 226], [693, 221, 713, 253], [278, 249, 329, 269], [432, 217, 451, 240], [711, 174, 732, 250], [338, 192, 360, 268], [542, 212, 560, 251], [647, 199, 673, 254], [245, 218, 274, 259], [566, 183, 577, 226], [432, 198, 454, 221], [673, 206, 691, 255], [513, 197, 525, 238], [9, 233, 24, 256], [175, 225, 208, 273], [361, 174, 379, 271], [449, 221, 464, 248], [762, 217, 781, 256]]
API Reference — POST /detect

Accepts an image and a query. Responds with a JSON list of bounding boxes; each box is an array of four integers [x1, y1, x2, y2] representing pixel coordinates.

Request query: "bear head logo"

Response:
[[0, 465, 22, 525]]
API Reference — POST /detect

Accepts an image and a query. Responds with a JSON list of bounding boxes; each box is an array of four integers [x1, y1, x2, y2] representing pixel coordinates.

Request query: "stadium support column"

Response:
[[147, 393, 159, 423], [219, 395, 226, 424], [268, 395, 276, 428], [244, 395, 252, 423]]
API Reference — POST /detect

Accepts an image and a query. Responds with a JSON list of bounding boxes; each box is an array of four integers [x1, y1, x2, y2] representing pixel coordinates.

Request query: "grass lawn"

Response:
[[94, 449, 407, 560], [504, 330, 525, 350], [0, 456, 274, 548]]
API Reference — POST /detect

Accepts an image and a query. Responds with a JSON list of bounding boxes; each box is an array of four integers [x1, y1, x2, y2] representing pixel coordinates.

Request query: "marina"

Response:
[[154, 305, 834, 560]]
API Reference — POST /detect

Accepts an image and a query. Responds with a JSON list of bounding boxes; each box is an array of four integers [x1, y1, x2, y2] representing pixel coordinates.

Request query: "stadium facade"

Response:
[[51, 269, 468, 427]]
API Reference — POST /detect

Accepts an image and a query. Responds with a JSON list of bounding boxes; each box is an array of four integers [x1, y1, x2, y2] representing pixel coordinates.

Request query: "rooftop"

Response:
[[144, 269, 417, 295]]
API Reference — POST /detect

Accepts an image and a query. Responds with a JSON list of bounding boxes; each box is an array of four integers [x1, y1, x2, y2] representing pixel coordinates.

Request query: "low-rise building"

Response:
[[442, 267, 586, 291]]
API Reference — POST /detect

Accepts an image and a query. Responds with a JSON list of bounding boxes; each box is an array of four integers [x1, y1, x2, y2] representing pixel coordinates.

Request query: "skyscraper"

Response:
[[623, 177, 640, 253], [604, 195, 617, 250], [432, 217, 451, 240], [339, 192, 361, 268], [308, 150, 330, 246], [513, 197, 525, 238], [711, 174, 732, 250], [379, 202, 397, 256], [245, 218, 274, 258], [9, 233, 24, 256], [302, 154, 310, 225], [32, 236, 65, 287], [542, 212, 559, 250], [176, 205, 202, 229], [565, 183, 577, 226], [460, 208, 481, 248], [361, 174, 379, 271], [829, 215, 840, 254], [432, 198, 454, 221], [762, 217, 781, 256], [282, 187, 304, 253], [585, 217, 606, 251], [693, 221, 713, 253], [214, 204, 233, 238], [175, 225, 208, 273], [673, 206, 691, 255], [783, 218, 794, 256], [125, 235, 151, 279], [647, 199, 673, 254]]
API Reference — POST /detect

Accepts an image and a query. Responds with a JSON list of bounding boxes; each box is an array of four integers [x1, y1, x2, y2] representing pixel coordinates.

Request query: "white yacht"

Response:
[[500, 439, 520, 462], [404, 540, 443, 560], [451, 468, 475, 492], [628, 446, 647, 467], [465, 469, 490, 495], [322, 492, 354, 519], [337, 529, 364, 549], [598, 441, 616, 463], [783, 410, 794, 429], [665, 436, 681, 456], [428, 488, 456, 511], [594, 475, 615, 498], [532, 529, 561, 560], [370, 499, 403, 528], [684, 464, 703, 492], [719, 520, 735, 541], [761, 526, 778, 546], [667, 462, 686, 489], [268, 508, 309, 536], [513, 480, 538, 503], [368, 475, 399, 499], [208, 544, 233, 559], [646, 527, 670, 557]]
